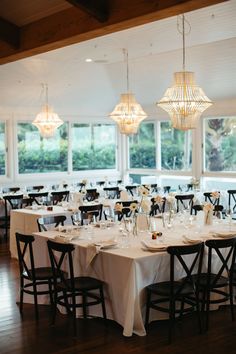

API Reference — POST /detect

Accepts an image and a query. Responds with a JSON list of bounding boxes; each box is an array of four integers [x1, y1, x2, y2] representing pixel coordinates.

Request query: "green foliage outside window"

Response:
[[18, 123, 68, 174], [204, 117, 236, 172], [129, 122, 156, 168], [161, 121, 192, 171], [72, 124, 116, 170]]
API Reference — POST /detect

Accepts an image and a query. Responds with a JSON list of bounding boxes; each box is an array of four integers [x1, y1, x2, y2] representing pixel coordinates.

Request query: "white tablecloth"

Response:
[[10, 206, 72, 259], [18, 218, 236, 337]]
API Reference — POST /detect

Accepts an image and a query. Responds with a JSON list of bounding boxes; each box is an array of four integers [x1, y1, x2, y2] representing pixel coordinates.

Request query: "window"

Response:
[[129, 122, 156, 169], [204, 117, 236, 172], [17, 122, 68, 174], [72, 123, 116, 171], [160, 121, 192, 171], [0, 122, 6, 175]]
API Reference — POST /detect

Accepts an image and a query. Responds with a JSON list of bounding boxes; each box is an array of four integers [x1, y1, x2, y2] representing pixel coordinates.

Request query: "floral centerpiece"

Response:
[[203, 202, 214, 225], [190, 177, 200, 190], [210, 191, 220, 200]]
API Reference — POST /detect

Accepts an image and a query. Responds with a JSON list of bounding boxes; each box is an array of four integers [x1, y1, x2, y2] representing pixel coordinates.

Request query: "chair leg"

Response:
[[19, 277, 24, 315], [52, 290, 58, 325], [195, 292, 202, 334], [32, 282, 39, 320], [82, 293, 87, 319], [145, 291, 151, 328], [168, 300, 175, 344], [100, 287, 107, 320], [229, 282, 235, 321], [48, 280, 53, 307], [205, 289, 211, 331], [72, 293, 77, 337]]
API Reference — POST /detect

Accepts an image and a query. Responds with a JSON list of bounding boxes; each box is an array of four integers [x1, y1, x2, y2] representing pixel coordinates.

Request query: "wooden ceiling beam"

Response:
[[0, 17, 20, 48], [66, 0, 109, 22], [0, 0, 227, 65]]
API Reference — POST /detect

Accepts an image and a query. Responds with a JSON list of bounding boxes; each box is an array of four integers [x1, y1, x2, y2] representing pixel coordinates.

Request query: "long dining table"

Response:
[[15, 215, 236, 337]]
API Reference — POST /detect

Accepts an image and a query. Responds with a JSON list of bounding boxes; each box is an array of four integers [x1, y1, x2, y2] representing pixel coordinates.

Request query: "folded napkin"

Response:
[[182, 235, 203, 244], [93, 240, 117, 249], [212, 231, 236, 238], [53, 235, 72, 244], [141, 240, 167, 251]]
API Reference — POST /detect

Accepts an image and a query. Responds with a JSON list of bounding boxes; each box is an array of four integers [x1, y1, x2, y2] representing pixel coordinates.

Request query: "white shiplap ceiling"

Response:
[[0, 0, 236, 118]]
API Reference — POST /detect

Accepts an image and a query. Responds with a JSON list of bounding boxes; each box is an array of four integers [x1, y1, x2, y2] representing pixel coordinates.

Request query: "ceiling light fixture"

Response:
[[85, 58, 93, 62], [109, 49, 147, 135], [32, 84, 63, 138], [157, 14, 212, 130]]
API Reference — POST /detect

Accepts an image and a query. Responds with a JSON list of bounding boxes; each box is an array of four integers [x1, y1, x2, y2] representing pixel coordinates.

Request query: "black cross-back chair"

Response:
[[191, 204, 224, 216], [51, 190, 70, 205], [32, 185, 45, 192], [150, 197, 166, 216], [15, 232, 55, 320], [3, 187, 21, 194], [2, 194, 24, 239], [79, 204, 103, 225], [114, 200, 138, 221], [47, 240, 107, 336], [163, 186, 171, 194], [203, 192, 220, 206], [96, 181, 105, 187], [145, 242, 204, 343], [228, 190, 236, 214], [150, 184, 159, 193], [103, 186, 120, 199], [85, 189, 99, 202], [77, 182, 86, 192], [28, 192, 49, 206], [196, 237, 236, 331], [37, 215, 67, 232], [175, 194, 194, 213], [125, 185, 137, 197]]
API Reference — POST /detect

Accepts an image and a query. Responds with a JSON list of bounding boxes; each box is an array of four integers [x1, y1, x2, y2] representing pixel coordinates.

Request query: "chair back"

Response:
[[167, 242, 204, 297], [175, 194, 194, 212], [125, 185, 137, 196], [28, 192, 49, 205], [150, 197, 166, 216], [77, 182, 86, 192], [150, 184, 159, 193], [114, 200, 137, 220], [47, 240, 75, 291], [96, 181, 105, 187], [16, 232, 36, 280], [205, 237, 236, 288], [203, 192, 220, 206], [3, 194, 24, 211], [32, 185, 44, 192], [163, 186, 171, 194], [51, 191, 70, 205], [103, 186, 120, 199], [85, 189, 99, 202], [79, 204, 103, 224], [37, 215, 67, 231], [228, 190, 236, 213]]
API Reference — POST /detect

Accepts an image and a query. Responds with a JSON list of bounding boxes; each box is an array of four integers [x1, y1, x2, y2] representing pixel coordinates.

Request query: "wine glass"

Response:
[[72, 213, 81, 226]]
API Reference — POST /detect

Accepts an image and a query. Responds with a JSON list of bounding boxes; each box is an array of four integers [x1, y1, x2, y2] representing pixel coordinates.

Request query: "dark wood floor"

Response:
[[1, 238, 236, 354]]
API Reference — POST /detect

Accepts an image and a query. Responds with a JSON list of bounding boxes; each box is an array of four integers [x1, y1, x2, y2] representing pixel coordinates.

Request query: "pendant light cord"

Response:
[[177, 14, 191, 72], [123, 48, 129, 93]]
